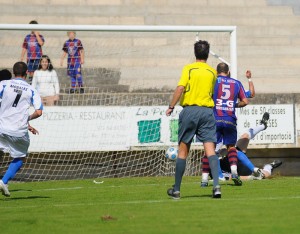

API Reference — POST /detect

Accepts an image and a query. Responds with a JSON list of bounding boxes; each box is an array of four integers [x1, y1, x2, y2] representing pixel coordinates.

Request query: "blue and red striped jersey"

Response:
[[213, 76, 247, 120], [22, 33, 44, 60], [62, 38, 84, 65]]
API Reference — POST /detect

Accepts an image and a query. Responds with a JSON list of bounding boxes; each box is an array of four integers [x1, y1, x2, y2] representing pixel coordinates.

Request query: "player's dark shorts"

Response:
[[27, 59, 40, 73], [220, 156, 252, 176], [67, 63, 82, 77], [216, 116, 237, 146], [178, 106, 216, 144]]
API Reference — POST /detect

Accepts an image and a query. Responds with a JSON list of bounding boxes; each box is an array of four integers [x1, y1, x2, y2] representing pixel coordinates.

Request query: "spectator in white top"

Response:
[[32, 55, 60, 106]]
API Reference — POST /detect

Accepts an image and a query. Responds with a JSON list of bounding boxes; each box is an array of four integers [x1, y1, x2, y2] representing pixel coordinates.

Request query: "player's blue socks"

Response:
[[174, 158, 186, 192], [208, 155, 220, 188], [2, 158, 23, 184], [218, 159, 224, 179], [237, 151, 255, 172]]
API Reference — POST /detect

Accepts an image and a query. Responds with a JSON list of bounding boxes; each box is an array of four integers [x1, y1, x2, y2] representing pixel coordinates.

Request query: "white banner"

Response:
[[236, 104, 294, 144], [29, 104, 295, 152], [29, 106, 183, 152], [29, 106, 130, 151]]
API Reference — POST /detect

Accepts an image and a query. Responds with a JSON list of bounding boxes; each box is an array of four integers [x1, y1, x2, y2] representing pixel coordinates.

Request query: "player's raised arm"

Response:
[[34, 31, 44, 46], [246, 70, 255, 98]]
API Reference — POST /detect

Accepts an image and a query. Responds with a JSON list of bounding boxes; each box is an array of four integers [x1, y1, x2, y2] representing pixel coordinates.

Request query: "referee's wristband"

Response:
[[168, 105, 175, 110], [248, 79, 252, 82]]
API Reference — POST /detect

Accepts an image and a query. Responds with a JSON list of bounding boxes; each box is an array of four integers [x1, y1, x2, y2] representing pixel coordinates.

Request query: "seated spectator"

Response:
[[0, 69, 12, 107], [32, 55, 60, 106], [0, 69, 12, 82]]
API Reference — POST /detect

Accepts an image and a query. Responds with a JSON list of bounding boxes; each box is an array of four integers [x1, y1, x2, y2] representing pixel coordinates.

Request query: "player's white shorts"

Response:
[[0, 133, 30, 158]]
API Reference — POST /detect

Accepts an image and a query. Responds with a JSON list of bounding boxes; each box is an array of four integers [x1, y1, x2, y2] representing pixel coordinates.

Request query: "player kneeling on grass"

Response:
[[0, 62, 43, 197], [201, 112, 282, 183], [224, 112, 282, 180]]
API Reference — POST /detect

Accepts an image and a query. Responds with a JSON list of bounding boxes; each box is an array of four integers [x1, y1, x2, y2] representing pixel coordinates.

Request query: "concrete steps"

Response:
[[0, 4, 294, 17], [2, 14, 300, 27], [0, 0, 270, 7], [0, 0, 299, 93]]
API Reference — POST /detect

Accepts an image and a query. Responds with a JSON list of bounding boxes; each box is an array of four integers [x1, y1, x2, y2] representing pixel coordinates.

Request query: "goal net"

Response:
[[0, 25, 237, 181]]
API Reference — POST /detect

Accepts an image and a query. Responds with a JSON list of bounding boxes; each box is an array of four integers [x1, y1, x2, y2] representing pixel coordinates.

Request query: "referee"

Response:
[[166, 40, 221, 199]]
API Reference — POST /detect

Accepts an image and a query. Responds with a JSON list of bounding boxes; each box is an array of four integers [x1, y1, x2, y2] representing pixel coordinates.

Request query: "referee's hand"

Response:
[[166, 106, 174, 116]]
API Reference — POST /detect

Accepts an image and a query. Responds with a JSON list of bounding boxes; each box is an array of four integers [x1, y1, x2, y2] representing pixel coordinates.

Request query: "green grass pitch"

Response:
[[0, 176, 299, 234]]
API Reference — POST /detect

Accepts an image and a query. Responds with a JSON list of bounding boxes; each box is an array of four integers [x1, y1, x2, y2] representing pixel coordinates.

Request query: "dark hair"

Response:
[[38, 55, 54, 71], [0, 69, 12, 81], [13, 62, 27, 77], [194, 40, 210, 60], [217, 62, 230, 75], [29, 20, 38, 24]]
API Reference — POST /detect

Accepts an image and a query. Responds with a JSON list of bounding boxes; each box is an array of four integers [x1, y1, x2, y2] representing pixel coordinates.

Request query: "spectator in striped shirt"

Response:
[[60, 31, 85, 94], [20, 20, 45, 84]]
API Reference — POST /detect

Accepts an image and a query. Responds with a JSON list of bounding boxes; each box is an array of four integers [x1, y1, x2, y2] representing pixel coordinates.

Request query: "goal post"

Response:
[[0, 24, 237, 181], [0, 24, 237, 78]]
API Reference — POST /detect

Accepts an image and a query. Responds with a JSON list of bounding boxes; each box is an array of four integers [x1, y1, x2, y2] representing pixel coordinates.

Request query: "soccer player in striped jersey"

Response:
[[20, 20, 45, 84], [201, 62, 249, 187], [0, 62, 43, 197], [60, 31, 85, 94], [203, 112, 283, 182]]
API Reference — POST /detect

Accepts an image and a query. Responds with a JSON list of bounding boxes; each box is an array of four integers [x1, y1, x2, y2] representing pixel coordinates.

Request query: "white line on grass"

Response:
[[1, 195, 300, 209], [11, 178, 299, 193], [35, 187, 83, 191]]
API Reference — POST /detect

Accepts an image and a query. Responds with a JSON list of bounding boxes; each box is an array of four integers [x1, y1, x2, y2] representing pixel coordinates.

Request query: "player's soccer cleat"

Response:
[[0, 180, 10, 197], [212, 185, 221, 198], [167, 188, 180, 200], [201, 181, 208, 187], [270, 160, 283, 170], [79, 88, 85, 94], [253, 169, 265, 179], [231, 174, 243, 186], [260, 112, 270, 130], [219, 176, 226, 182], [69, 88, 75, 94]]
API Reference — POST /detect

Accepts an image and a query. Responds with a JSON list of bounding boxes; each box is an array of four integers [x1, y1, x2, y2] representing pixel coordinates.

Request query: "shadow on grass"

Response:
[[181, 194, 211, 199], [1, 196, 50, 201], [10, 189, 33, 192]]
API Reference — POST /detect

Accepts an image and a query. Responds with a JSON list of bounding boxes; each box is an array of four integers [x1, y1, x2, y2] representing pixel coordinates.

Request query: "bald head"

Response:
[[217, 62, 230, 76]]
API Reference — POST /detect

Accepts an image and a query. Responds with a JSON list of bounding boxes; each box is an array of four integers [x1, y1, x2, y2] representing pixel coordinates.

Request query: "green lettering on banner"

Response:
[[137, 119, 161, 143]]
